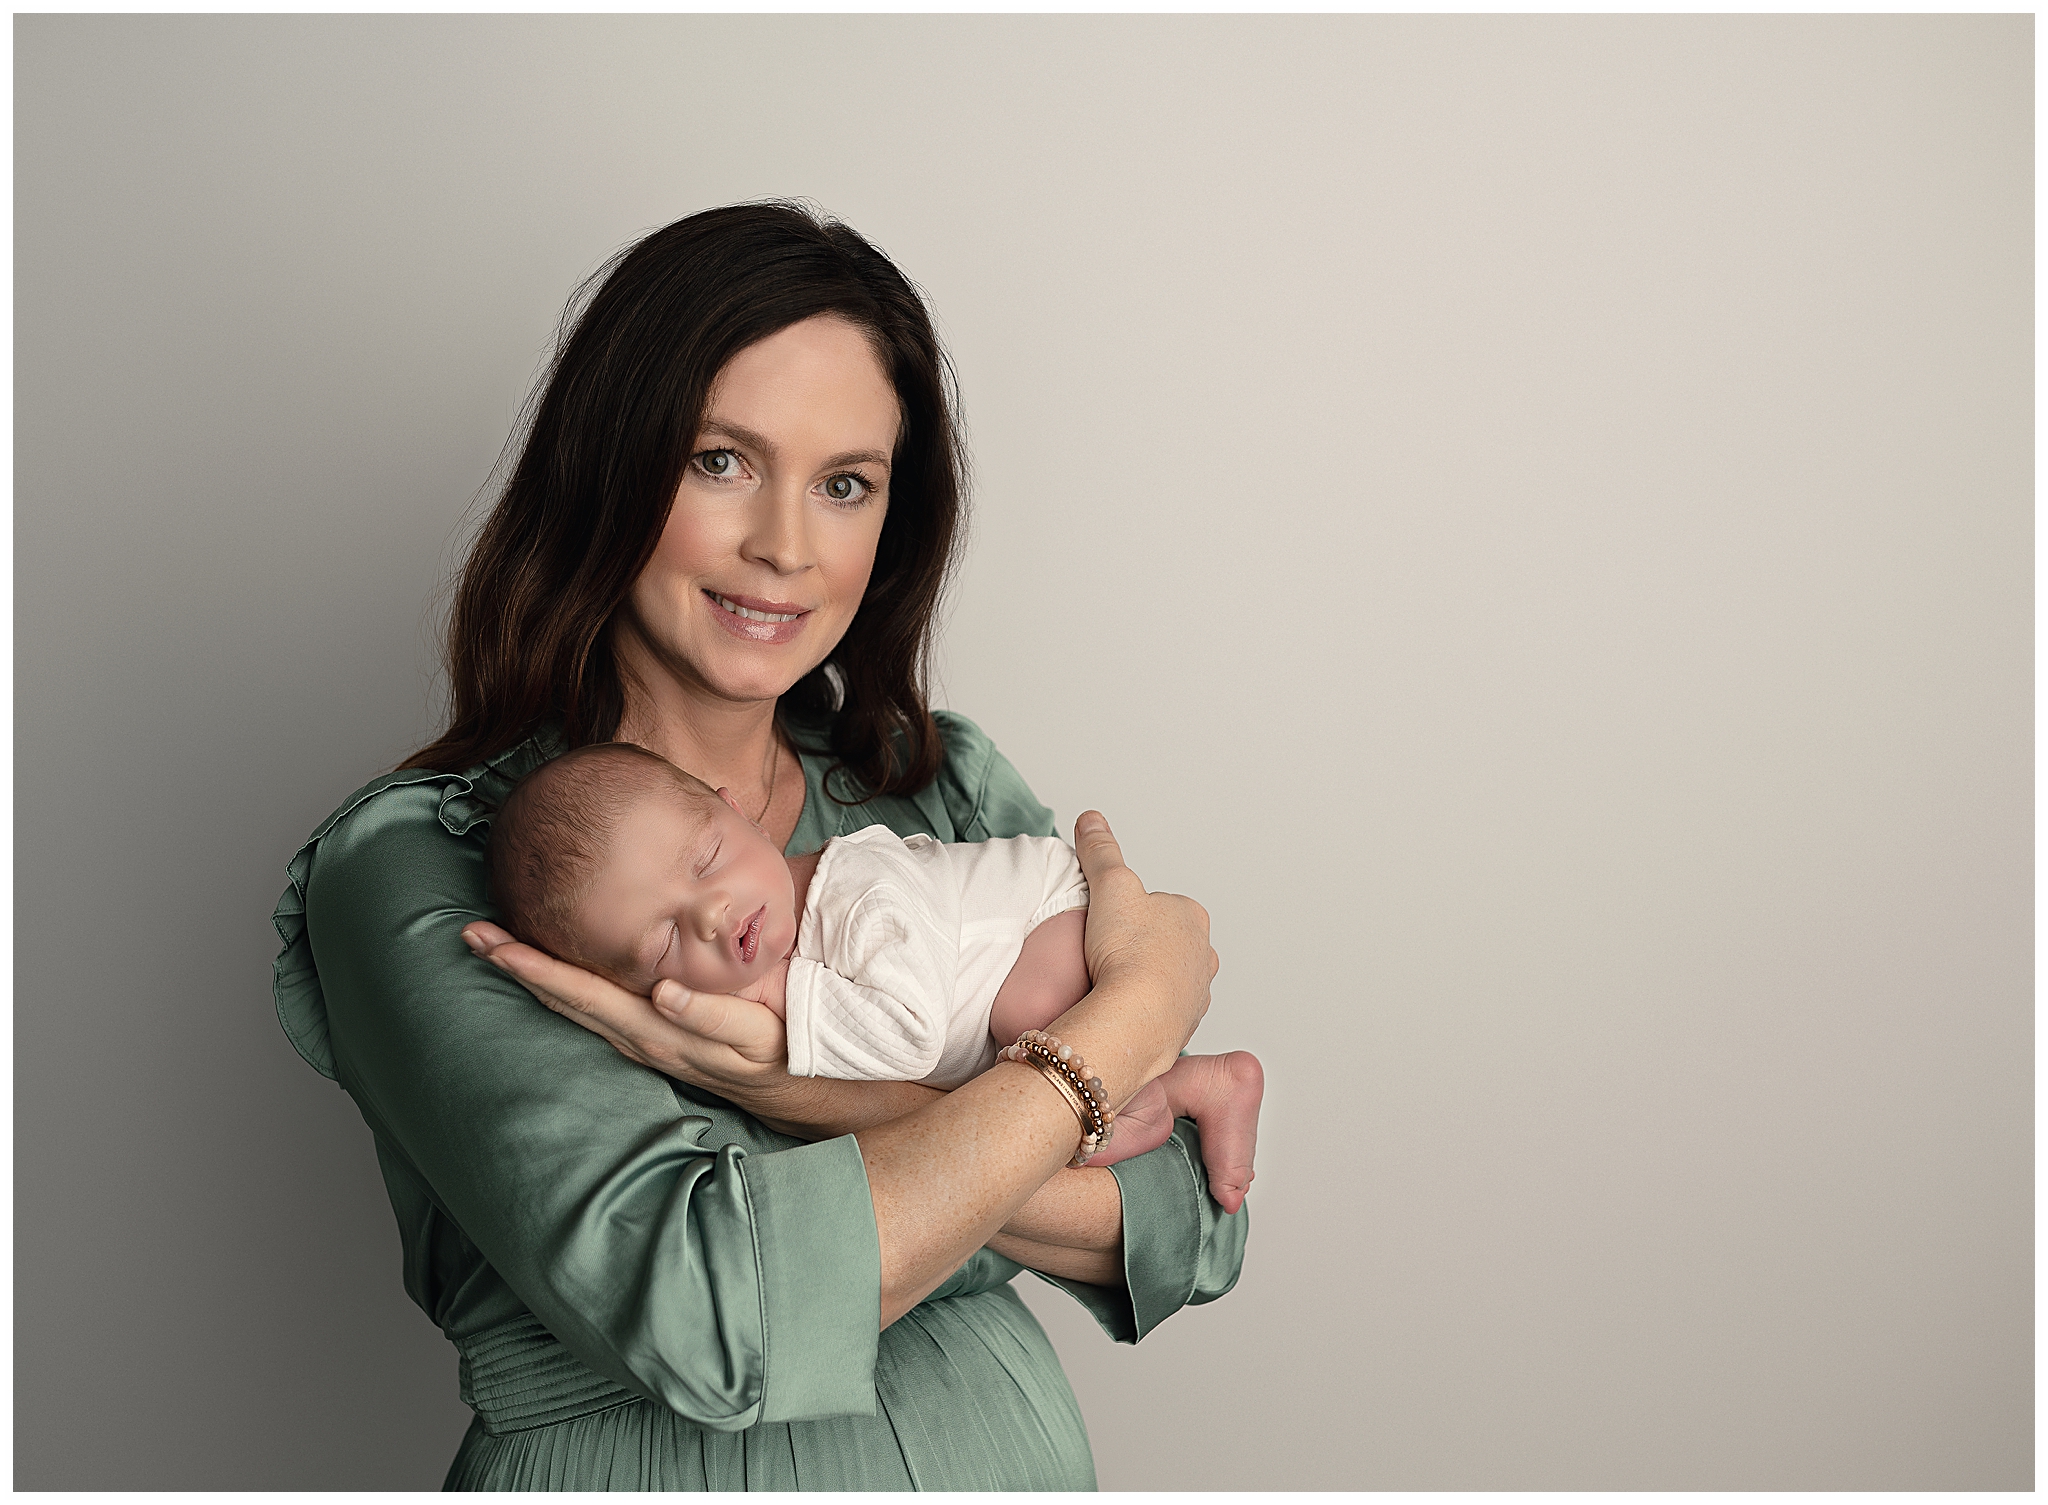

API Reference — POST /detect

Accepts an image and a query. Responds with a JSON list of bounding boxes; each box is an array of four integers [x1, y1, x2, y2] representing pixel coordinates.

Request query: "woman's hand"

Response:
[[461, 920, 794, 1101], [1054, 811, 1219, 1104], [460, 921, 947, 1137], [860, 812, 1217, 1322]]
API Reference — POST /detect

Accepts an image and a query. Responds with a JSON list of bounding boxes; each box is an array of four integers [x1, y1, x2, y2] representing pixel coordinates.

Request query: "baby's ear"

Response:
[[716, 786, 745, 817]]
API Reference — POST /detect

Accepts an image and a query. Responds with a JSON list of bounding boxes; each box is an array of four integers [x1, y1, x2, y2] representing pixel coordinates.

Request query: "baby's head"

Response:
[[488, 742, 797, 996]]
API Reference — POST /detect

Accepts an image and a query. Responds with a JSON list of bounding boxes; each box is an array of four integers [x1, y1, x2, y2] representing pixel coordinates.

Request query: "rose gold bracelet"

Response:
[[999, 1029, 1117, 1168]]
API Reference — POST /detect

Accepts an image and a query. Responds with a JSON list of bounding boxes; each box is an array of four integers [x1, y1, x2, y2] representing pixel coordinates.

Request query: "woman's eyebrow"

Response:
[[821, 447, 891, 470], [698, 419, 776, 458], [698, 419, 889, 473]]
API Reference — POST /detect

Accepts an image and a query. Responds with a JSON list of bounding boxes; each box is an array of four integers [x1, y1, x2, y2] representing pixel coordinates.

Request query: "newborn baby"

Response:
[[489, 742, 1263, 1212]]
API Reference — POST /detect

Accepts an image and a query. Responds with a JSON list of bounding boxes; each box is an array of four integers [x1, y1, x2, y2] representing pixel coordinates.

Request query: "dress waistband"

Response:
[[455, 1315, 641, 1435]]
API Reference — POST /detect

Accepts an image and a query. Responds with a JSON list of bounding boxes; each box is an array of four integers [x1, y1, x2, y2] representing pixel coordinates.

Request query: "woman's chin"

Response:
[[622, 612, 822, 705], [688, 647, 815, 705]]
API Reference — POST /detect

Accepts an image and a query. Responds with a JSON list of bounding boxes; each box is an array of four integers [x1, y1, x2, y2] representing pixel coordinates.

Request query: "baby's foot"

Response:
[[1168, 1051, 1265, 1214], [1084, 1080, 1176, 1168]]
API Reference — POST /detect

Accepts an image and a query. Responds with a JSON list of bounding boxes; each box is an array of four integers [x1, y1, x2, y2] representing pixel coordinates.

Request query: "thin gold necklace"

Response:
[[752, 738, 781, 825]]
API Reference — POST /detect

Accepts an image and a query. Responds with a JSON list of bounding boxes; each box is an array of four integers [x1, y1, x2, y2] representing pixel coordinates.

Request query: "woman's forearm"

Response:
[[997, 1165, 1122, 1254], [859, 1059, 1101, 1327], [749, 1077, 945, 1138], [986, 1166, 1123, 1285], [859, 977, 1167, 1328], [985, 1232, 1121, 1286], [758, 1079, 1122, 1264]]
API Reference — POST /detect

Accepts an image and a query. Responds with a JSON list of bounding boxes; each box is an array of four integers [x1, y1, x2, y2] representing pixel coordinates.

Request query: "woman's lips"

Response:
[[704, 589, 810, 645], [736, 906, 765, 965]]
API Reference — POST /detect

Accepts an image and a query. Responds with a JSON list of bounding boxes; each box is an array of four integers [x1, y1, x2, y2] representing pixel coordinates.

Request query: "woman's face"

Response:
[[619, 313, 899, 708]]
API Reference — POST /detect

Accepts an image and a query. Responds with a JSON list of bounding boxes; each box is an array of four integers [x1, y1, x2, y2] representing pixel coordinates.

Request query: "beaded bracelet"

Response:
[[999, 1029, 1117, 1168]]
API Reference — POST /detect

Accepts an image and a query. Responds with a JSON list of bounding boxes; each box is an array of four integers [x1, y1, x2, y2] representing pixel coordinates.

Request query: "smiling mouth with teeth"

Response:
[[708, 591, 805, 624]]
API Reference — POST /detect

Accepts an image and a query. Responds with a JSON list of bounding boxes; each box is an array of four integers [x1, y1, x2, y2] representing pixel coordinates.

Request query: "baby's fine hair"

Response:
[[488, 742, 716, 965]]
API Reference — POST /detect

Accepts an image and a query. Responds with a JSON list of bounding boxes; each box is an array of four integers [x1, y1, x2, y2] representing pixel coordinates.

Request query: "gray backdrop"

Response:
[[15, 14, 2031, 1491]]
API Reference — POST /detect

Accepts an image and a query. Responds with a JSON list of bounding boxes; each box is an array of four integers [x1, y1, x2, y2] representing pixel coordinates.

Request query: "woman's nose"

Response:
[[740, 481, 812, 576]]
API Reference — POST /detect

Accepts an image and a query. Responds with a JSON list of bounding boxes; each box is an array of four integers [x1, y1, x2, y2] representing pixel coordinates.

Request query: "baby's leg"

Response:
[[988, 907, 1090, 1045], [1086, 1052, 1264, 1214], [988, 908, 1158, 1160], [989, 910, 1263, 1211]]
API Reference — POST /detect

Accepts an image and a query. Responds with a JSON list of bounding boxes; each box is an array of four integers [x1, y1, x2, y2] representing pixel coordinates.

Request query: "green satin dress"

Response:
[[272, 711, 1247, 1491]]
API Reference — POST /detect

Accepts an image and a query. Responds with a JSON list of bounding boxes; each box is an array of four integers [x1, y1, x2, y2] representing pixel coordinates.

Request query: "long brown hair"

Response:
[[404, 201, 965, 797]]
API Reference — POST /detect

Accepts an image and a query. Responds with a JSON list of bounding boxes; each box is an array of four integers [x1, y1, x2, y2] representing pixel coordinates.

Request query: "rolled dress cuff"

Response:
[[1033, 1118, 1249, 1344], [738, 1133, 883, 1422]]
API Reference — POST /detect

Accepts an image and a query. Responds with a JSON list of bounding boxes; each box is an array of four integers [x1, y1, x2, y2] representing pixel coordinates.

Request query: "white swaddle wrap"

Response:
[[784, 825, 1089, 1090]]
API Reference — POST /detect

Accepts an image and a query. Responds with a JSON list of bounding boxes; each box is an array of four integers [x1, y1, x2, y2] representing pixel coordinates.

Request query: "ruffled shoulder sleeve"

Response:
[[270, 730, 558, 1080]]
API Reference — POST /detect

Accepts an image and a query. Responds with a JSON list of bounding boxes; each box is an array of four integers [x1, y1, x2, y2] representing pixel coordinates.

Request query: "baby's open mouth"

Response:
[[736, 906, 765, 965]]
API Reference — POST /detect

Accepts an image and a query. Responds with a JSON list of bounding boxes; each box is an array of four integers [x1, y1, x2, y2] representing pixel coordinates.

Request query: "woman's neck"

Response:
[[612, 650, 780, 791], [610, 650, 809, 851], [617, 691, 778, 792]]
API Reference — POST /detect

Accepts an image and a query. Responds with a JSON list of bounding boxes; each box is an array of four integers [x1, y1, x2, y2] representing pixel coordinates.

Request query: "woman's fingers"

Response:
[[465, 921, 649, 1026], [652, 981, 787, 1065], [463, 927, 568, 998], [459, 920, 793, 1090], [462, 925, 564, 1002], [462, 919, 516, 951], [462, 925, 661, 1060]]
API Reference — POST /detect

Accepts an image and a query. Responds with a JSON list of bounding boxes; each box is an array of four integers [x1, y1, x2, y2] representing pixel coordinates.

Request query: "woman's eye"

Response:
[[694, 449, 745, 480], [822, 473, 871, 505]]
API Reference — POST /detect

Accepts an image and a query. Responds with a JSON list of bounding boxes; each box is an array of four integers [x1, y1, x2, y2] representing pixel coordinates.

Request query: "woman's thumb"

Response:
[[651, 978, 695, 1022], [1073, 811, 1137, 892]]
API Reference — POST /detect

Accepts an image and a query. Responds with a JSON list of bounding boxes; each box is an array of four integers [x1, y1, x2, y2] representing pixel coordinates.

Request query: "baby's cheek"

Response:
[[596, 960, 649, 996]]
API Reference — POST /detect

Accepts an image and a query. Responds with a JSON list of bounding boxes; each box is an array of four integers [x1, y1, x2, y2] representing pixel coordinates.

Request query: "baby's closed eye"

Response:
[[617, 922, 676, 992]]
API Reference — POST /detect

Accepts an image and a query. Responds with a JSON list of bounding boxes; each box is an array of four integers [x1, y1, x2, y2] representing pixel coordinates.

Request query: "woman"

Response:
[[272, 202, 1247, 1490]]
